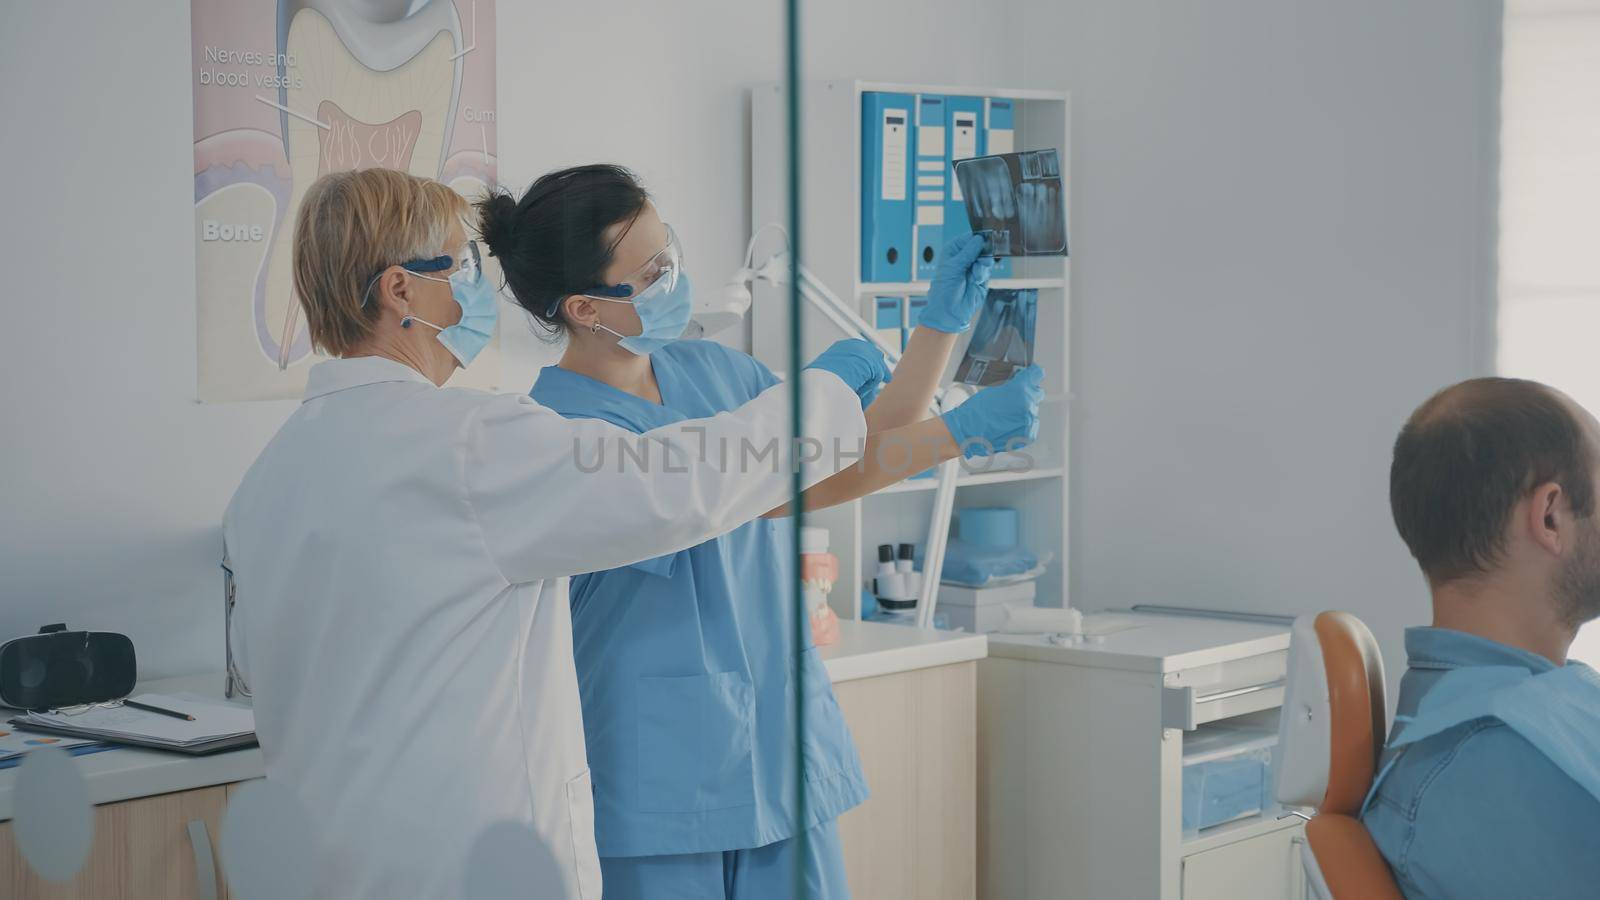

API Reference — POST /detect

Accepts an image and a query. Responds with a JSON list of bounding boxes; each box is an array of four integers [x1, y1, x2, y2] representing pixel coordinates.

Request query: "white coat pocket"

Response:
[[565, 769, 602, 900], [635, 671, 757, 813]]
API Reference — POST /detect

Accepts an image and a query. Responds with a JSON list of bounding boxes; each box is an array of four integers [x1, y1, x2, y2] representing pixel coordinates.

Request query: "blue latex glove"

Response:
[[804, 338, 892, 408], [941, 365, 1044, 458], [918, 233, 996, 333]]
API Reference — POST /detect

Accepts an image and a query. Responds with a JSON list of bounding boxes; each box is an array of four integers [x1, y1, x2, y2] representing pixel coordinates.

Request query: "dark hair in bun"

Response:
[[474, 164, 650, 337]]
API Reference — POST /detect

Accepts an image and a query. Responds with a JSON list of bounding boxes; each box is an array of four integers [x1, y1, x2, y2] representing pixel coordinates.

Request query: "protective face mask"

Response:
[[590, 272, 693, 357], [405, 265, 499, 366]]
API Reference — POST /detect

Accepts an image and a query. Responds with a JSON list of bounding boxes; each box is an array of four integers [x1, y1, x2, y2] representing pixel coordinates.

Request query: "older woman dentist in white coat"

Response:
[[221, 168, 879, 900]]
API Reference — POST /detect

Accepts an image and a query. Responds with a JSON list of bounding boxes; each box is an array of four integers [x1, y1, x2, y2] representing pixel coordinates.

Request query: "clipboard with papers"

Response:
[[8, 693, 257, 755]]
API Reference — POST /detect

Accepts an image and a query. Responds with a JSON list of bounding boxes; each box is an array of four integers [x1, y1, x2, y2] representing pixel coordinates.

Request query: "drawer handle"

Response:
[[187, 819, 219, 900], [1195, 680, 1285, 704], [1162, 680, 1287, 729]]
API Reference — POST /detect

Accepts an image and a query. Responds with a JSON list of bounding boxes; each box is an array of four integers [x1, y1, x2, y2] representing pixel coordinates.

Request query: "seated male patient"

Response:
[[1365, 377, 1600, 898]]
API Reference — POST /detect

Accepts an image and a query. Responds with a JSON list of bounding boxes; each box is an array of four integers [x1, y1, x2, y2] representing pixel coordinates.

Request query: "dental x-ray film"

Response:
[[955, 289, 1037, 387], [954, 149, 1068, 258]]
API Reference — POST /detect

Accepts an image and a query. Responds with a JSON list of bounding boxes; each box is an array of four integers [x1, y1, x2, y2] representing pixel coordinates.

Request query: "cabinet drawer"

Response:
[[0, 786, 227, 900], [1181, 824, 1305, 900], [1163, 651, 1288, 730]]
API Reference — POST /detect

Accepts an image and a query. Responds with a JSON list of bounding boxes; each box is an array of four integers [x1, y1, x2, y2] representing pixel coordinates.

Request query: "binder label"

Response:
[[917, 205, 944, 226], [881, 109, 908, 201], [918, 125, 946, 157], [951, 112, 979, 201]]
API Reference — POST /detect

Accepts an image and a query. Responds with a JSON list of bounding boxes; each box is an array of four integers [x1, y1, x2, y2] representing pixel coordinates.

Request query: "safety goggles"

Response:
[[362, 240, 482, 307], [558, 224, 683, 314], [279, 241, 485, 371]]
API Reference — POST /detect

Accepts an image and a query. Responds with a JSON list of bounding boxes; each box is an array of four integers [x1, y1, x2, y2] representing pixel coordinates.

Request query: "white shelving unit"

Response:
[[751, 80, 1072, 618]]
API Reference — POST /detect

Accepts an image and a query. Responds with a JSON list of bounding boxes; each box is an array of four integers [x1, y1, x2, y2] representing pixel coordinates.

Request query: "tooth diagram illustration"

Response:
[[192, 0, 496, 401], [267, 0, 463, 369]]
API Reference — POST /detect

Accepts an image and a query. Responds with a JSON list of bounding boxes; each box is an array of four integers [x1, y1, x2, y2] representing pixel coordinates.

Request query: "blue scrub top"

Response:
[[531, 339, 868, 858]]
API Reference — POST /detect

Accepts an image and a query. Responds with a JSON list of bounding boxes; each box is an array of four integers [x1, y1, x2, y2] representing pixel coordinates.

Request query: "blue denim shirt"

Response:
[[1361, 627, 1600, 898]]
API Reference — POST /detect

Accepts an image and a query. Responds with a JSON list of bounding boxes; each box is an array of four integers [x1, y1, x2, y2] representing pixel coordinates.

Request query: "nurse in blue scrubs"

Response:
[[475, 165, 1039, 898]]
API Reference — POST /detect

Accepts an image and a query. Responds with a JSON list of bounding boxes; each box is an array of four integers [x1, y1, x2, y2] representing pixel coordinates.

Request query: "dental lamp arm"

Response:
[[783, 263, 951, 428], [744, 256, 962, 517], [740, 230, 968, 622]]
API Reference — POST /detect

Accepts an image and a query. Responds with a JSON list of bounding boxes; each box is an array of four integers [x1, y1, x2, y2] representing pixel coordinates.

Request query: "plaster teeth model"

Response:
[[266, 0, 463, 368]]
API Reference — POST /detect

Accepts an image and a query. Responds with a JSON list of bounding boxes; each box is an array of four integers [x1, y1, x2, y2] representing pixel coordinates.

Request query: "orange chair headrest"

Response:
[[1275, 611, 1388, 814]]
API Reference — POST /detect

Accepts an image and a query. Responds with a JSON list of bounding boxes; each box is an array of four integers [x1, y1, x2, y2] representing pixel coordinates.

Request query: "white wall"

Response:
[[0, 0, 1499, 682], [1, 3, 299, 677], [1010, 0, 1503, 686]]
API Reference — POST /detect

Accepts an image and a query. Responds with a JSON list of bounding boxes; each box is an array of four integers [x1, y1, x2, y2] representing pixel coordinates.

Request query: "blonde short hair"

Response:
[[292, 169, 469, 357]]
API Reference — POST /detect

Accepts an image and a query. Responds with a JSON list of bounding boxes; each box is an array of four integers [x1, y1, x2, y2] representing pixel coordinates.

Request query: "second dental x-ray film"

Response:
[[955, 289, 1037, 387], [954, 149, 1068, 257]]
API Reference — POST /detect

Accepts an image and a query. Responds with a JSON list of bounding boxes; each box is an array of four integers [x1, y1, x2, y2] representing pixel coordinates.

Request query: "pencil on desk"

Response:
[[123, 699, 195, 722]]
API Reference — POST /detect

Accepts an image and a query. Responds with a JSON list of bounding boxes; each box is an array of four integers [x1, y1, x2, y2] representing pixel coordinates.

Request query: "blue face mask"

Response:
[[589, 272, 693, 357], [399, 243, 498, 367]]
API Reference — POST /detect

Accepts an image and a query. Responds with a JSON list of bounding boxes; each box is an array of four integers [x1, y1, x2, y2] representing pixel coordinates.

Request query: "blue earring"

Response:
[[401, 316, 414, 329]]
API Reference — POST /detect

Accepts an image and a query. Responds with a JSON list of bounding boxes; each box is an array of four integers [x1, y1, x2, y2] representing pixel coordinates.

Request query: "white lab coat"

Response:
[[222, 356, 865, 900]]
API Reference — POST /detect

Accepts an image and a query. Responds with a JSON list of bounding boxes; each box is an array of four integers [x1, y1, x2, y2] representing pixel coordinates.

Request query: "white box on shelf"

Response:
[[941, 599, 1029, 633], [938, 580, 1037, 608]]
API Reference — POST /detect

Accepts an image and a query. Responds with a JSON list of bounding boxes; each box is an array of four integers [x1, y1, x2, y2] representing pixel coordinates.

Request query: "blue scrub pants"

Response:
[[598, 820, 849, 900]]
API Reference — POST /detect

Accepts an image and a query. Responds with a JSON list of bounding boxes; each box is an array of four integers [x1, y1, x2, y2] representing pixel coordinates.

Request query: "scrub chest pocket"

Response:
[[636, 671, 757, 812]]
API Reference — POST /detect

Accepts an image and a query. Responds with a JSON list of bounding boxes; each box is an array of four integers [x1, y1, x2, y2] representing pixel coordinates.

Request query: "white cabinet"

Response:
[[977, 610, 1304, 900], [1181, 826, 1306, 900]]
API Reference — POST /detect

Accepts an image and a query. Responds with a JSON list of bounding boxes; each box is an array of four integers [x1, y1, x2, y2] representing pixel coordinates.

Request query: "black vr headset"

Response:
[[0, 624, 136, 711]]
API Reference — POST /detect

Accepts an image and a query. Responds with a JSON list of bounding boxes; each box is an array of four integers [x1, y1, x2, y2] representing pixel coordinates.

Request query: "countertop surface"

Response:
[[818, 618, 988, 682], [985, 610, 1291, 672], [0, 621, 984, 821]]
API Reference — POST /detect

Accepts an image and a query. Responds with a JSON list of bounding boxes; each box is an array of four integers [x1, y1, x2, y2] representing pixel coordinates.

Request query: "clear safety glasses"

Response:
[[585, 224, 684, 301], [448, 240, 484, 286], [370, 239, 484, 302]]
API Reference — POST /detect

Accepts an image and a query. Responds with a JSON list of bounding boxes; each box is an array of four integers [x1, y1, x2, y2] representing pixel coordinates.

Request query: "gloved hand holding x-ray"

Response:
[[955, 149, 1069, 258], [919, 234, 997, 334], [942, 365, 1045, 458]]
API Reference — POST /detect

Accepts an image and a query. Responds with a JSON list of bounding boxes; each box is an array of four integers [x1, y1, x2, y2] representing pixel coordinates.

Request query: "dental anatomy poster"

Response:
[[193, 0, 499, 401]]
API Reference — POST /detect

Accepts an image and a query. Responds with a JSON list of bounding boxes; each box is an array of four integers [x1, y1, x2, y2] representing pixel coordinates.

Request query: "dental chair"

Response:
[[1274, 611, 1403, 900]]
